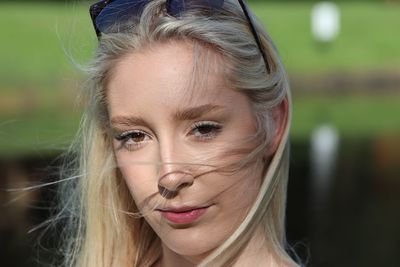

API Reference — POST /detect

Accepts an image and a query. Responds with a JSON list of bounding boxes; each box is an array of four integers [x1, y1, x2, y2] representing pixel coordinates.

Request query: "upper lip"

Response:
[[157, 205, 212, 213]]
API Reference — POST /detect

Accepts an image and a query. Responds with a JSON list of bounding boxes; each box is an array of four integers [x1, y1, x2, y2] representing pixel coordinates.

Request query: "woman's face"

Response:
[[108, 41, 264, 262]]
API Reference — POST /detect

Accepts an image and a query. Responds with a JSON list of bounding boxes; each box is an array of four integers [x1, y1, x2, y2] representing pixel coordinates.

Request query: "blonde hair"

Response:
[[59, 0, 298, 266]]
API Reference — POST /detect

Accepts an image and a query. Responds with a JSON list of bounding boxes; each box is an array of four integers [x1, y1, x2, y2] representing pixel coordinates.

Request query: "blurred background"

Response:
[[0, 0, 399, 266]]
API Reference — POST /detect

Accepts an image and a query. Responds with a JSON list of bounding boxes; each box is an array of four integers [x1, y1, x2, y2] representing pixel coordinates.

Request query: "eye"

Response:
[[115, 130, 151, 151], [189, 121, 222, 140]]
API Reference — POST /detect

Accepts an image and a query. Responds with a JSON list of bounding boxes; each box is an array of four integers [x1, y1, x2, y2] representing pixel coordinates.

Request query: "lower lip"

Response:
[[160, 207, 209, 224]]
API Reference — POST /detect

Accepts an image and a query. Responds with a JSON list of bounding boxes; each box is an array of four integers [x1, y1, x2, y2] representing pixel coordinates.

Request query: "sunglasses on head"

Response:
[[89, 0, 270, 73]]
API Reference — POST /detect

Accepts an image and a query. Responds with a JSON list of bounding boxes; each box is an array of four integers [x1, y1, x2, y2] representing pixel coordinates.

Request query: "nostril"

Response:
[[158, 185, 178, 199]]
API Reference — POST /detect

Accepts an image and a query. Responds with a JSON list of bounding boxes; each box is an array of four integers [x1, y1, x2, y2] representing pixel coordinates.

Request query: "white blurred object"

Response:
[[311, 2, 341, 42], [310, 124, 339, 203]]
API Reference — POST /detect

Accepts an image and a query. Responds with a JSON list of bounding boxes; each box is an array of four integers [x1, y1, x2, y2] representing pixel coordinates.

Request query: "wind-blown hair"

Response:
[[58, 0, 298, 266]]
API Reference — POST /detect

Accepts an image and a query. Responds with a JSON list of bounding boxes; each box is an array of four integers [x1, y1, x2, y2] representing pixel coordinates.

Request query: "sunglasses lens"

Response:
[[95, 0, 150, 34], [167, 0, 224, 17], [93, 0, 225, 36]]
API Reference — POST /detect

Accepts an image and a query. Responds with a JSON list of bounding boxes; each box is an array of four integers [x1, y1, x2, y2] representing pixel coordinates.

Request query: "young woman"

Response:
[[59, 0, 299, 266]]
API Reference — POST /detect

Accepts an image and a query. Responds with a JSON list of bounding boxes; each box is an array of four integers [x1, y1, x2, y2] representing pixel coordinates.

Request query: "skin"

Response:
[[107, 40, 286, 266]]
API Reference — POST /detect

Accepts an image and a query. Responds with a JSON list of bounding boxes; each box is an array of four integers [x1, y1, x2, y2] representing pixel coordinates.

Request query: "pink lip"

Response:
[[158, 206, 210, 224]]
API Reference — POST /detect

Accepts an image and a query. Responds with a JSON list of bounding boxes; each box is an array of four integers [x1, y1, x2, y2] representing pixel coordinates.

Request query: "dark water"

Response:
[[286, 138, 400, 267], [1, 138, 399, 267]]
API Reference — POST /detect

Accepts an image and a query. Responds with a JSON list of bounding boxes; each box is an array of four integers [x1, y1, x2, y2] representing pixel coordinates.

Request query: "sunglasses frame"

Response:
[[89, 0, 270, 73]]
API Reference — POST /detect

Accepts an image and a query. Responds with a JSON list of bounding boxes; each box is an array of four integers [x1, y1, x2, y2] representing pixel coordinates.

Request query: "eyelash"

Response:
[[114, 122, 222, 151], [189, 121, 222, 141], [115, 130, 150, 151]]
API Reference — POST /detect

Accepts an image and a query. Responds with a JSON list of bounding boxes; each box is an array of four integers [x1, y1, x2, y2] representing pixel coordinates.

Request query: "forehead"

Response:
[[107, 40, 239, 117]]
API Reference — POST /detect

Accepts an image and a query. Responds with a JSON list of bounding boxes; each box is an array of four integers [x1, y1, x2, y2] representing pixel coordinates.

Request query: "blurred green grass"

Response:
[[253, 1, 400, 72], [0, 3, 95, 89], [0, 2, 399, 156], [292, 94, 400, 140]]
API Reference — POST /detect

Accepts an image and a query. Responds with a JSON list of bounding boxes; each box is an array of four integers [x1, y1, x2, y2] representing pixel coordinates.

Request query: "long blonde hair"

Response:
[[59, 0, 298, 266]]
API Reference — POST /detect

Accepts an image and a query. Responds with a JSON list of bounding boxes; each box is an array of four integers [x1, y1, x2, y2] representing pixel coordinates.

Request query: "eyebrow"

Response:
[[174, 104, 224, 121], [110, 104, 225, 127], [110, 116, 149, 127]]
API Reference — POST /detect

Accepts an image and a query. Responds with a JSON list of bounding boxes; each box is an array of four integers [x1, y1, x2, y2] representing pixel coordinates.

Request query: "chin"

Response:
[[160, 227, 224, 258]]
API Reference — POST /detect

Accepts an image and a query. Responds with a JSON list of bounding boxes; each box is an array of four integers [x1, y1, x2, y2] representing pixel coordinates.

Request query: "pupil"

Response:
[[132, 133, 145, 142], [198, 125, 213, 135]]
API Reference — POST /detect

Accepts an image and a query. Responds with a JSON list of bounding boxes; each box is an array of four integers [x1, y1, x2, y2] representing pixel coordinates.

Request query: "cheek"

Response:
[[116, 156, 158, 209], [225, 168, 262, 203]]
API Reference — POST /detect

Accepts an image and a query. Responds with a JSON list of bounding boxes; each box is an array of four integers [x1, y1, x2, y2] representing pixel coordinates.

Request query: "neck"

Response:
[[231, 226, 274, 266]]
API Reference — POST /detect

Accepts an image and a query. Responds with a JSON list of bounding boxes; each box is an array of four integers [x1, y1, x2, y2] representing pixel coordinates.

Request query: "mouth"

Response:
[[157, 205, 212, 225]]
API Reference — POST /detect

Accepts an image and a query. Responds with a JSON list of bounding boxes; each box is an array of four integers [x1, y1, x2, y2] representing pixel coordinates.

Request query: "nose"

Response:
[[158, 169, 194, 198], [157, 138, 194, 197]]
